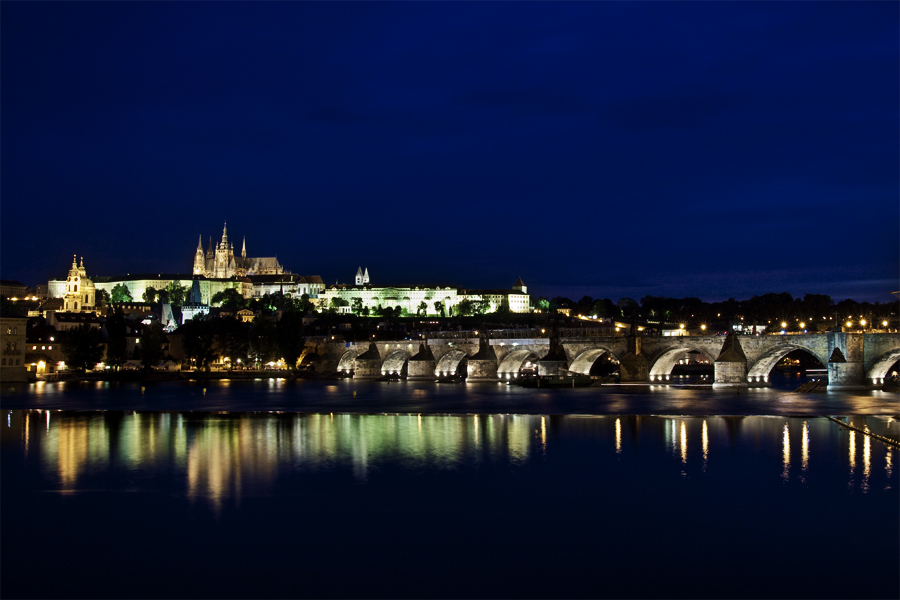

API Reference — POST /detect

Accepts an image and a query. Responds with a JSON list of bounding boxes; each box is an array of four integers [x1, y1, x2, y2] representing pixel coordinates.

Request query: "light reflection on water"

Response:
[[4, 410, 897, 511]]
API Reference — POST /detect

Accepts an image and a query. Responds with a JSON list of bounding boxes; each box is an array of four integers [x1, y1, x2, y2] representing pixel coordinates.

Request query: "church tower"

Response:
[[63, 256, 95, 313], [363, 267, 370, 284], [241, 236, 247, 259], [193, 236, 205, 276], [513, 277, 527, 294], [214, 223, 235, 278], [355, 267, 364, 285]]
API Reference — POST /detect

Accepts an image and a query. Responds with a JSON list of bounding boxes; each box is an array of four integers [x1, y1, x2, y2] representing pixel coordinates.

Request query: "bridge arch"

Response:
[[435, 349, 468, 377], [649, 346, 717, 382], [865, 349, 900, 384], [746, 345, 828, 383], [337, 349, 359, 373], [568, 347, 620, 376], [381, 350, 411, 376], [497, 349, 539, 379]]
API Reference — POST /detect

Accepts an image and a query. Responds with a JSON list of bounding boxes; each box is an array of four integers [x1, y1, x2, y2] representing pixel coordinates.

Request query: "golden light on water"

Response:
[[801, 421, 809, 472], [862, 427, 871, 490], [781, 422, 790, 481], [541, 416, 547, 455], [701, 420, 708, 469], [615, 418, 622, 454], [848, 430, 856, 474]]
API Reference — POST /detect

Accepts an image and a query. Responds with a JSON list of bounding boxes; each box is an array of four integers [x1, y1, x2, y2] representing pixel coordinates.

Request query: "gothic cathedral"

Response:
[[192, 223, 285, 279]]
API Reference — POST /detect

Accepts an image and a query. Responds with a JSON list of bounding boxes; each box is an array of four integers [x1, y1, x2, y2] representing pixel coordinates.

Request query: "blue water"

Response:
[[2, 403, 898, 599], [1, 373, 897, 416]]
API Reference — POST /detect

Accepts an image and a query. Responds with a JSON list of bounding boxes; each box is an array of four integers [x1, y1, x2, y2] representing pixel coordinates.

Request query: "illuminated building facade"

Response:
[[319, 270, 531, 315], [62, 256, 96, 314], [193, 223, 284, 279]]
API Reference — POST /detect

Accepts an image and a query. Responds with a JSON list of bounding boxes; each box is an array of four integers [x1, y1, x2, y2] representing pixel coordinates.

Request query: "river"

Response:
[[1, 379, 898, 598]]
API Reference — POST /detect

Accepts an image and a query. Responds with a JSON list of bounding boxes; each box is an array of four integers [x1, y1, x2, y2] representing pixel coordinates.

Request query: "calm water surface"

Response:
[[1, 375, 898, 415], [2, 394, 898, 598]]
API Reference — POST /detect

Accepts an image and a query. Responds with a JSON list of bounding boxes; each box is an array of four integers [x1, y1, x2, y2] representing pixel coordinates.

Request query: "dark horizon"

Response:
[[2, 3, 897, 303]]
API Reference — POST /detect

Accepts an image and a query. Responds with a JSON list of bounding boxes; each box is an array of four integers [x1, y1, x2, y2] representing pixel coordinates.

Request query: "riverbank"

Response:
[[31, 369, 336, 385]]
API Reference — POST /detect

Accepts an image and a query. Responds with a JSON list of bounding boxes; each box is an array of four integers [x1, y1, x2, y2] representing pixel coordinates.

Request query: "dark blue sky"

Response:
[[2, 2, 897, 302]]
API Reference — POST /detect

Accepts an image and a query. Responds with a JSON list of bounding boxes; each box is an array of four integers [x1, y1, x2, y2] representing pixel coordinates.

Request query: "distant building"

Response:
[[0, 280, 27, 299], [318, 269, 531, 316], [193, 223, 285, 279], [62, 256, 97, 314], [1, 316, 29, 382], [247, 274, 325, 299]]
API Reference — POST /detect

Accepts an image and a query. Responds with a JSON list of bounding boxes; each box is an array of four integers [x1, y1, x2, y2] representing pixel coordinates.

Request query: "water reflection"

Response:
[[4, 411, 898, 511], [782, 422, 790, 482]]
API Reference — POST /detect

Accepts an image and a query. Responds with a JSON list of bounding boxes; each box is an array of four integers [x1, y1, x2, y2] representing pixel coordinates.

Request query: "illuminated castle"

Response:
[[192, 223, 285, 279]]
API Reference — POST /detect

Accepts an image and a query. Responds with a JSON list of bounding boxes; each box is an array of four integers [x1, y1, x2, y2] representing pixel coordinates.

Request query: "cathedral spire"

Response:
[[222, 222, 228, 246], [242, 236, 246, 258], [197, 235, 203, 252]]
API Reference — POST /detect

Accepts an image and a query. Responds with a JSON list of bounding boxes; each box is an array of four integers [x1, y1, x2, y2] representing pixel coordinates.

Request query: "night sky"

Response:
[[2, 2, 897, 303]]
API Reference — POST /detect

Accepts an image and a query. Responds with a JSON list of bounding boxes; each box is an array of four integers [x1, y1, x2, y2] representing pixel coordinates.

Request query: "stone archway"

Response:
[[435, 349, 468, 377], [497, 349, 539, 379], [746, 345, 828, 383], [337, 349, 359, 374], [648, 346, 717, 382], [568, 348, 620, 376], [866, 349, 900, 384], [381, 350, 411, 376]]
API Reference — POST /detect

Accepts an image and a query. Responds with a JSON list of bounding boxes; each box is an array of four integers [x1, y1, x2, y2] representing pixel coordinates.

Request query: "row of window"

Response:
[[1, 358, 20, 366], [31, 345, 53, 350]]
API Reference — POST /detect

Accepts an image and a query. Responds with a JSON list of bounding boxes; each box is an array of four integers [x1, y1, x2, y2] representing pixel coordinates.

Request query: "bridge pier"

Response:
[[713, 332, 748, 388], [467, 339, 499, 382], [827, 332, 867, 390], [407, 344, 436, 381], [354, 343, 384, 379], [619, 335, 649, 383]]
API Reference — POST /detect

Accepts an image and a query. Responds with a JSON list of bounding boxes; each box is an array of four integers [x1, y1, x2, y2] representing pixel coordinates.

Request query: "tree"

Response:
[[105, 306, 128, 371], [249, 317, 278, 367], [457, 299, 474, 316], [166, 281, 189, 306], [276, 308, 305, 370], [216, 317, 250, 369], [60, 324, 105, 372], [297, 293, 314, 314], [211, 288, 245, 309], [417, 301, 428, 316], [96, 289, 111, 308], [181, 314, 216, 371], [434, 301, 445, 317], [142, 287, 158, 303], [139, 322, 169, 372], [352, 297, 364, 316], [111, 283, 133, 303], [328, 297, 349, 314]]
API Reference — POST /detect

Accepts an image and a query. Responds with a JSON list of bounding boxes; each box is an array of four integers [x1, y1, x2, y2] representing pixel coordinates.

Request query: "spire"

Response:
[[242, 236, 246, 258], [71, 254, 77, 269], [197, 235, 203, 252], [207, 236, 214, 258], [222, 222, 228, 246], [363, 267, 369, 284]]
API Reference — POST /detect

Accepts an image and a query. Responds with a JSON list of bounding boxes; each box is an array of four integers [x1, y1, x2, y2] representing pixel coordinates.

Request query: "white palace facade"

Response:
[[319, 270, 531, 316]]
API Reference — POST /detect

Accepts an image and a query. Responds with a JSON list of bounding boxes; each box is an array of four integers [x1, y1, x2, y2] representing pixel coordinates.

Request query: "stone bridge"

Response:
[[307, 329, 900, 390]]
